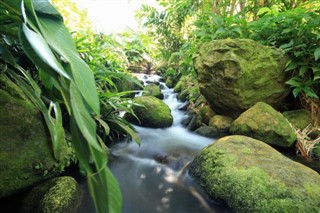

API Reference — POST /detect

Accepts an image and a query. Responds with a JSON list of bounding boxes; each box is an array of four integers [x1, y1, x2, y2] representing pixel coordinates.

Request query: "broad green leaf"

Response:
[[299, 66, 308, 76], [292, 87, 302, 98], [70, 118, 91, 171], [257, 7, 270, 16], [32, 0, 62, 19], [34, 9, 100, 114], [47, 102, 65, 161], [21, 23, 70, 79], [285, 61, 298, 72], [70, 82, 103, 153], [303, 87, 319, 99], [286, 77, 302, 87], [95, 116, 111, 135], [0, 43, 16, 66], [88, 167, 122, 213], [114, 121, 141, 146], [314, 47, 320, 61]]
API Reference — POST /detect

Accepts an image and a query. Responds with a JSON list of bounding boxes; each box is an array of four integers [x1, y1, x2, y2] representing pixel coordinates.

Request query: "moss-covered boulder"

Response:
[[230, 102, 296, 148], [114, 75, 142, 98], [283, 109, 312, 130], [173, 76, 188, 93], [177, 89, 189, 101], [194, 39, 289, 118], [194, 126, 218, 138], [209, 115, 233, 136], [0, 76, 73, 198], [187, 114, 202, 131], [124, 96, 173, 128], [143, 83, 164, 99], [198, 104, 216, 125], [21, 176, 81, 213], [190, 135, 320, 213], [165, 76, 174, 88]]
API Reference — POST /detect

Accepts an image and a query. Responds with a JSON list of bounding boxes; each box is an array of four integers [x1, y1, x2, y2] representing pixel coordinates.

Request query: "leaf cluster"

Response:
[[0, 1, 124, 212]]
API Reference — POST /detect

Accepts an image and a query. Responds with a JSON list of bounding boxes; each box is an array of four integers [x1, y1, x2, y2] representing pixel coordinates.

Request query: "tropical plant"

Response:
[[0, 0, 123, 212]]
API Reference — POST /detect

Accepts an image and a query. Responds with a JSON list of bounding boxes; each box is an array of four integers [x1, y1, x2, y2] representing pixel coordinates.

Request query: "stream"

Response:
[[76, 74, 230, 213]]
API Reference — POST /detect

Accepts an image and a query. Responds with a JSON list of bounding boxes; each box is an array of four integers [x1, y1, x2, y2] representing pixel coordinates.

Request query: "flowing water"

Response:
[[76, 74, 230, 213]]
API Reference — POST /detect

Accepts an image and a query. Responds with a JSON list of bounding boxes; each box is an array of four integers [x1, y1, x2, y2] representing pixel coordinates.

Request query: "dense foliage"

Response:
[[138, 0, 320, 101], [0, 1, 128, 212]]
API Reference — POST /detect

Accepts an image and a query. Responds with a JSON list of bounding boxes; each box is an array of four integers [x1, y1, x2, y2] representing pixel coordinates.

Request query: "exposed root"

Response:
[[299, 92, 320, 127], [294, 124, 320, 159]]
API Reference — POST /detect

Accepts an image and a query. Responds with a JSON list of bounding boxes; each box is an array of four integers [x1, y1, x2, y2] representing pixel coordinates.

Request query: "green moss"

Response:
[[0, 76, 74, 198], [282, 109, 312, 130], [198, 104, 216, 125], [124, 96, 173, 128], [165, 76, 173, 88], [194, 39, 289, 118], [177, 89, 189, 101], [312, 144, 320, 159], [143, 83, 164, 99], [173, 76, 187, 93], [209, 115, 233, 133], [230, 102, 296, 148], [190, 135, 320, 212], [21, 176, 81, 213]]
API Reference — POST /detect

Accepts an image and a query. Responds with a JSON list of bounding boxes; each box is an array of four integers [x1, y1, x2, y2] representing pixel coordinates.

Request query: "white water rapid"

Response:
[[76, 74, 231, 213]]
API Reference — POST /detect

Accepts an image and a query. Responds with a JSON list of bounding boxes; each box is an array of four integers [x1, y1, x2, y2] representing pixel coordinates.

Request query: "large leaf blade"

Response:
[[21, 23, 70, 79]]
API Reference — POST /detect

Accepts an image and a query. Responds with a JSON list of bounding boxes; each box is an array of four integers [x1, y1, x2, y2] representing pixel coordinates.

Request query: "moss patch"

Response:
[[124, 96, 173, 128], [230, 102, 296, 148], [190, 135, 320, 212], [194, 39, 290, 118], [143, 83, 164, 99], [282, 109, 312, 130], [0, 76, 74, 198], [21, 176, 81, 213]]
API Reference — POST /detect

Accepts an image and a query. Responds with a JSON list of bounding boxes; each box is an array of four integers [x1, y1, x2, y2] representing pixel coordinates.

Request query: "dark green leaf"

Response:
[[21, 23, 70, 79], [0, 43, 16, 66], [70, 82, 103, 153], [314, 47, 320, 61]]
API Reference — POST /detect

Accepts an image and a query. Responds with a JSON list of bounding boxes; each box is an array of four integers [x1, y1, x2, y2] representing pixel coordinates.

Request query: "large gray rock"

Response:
[[190, 135, 320, 213], [124, 96, 173, 128], [230, 102, 296, 148], [194, 39, 290, 118], [0, 75, 73, 198], [21, 176, 81, 213]]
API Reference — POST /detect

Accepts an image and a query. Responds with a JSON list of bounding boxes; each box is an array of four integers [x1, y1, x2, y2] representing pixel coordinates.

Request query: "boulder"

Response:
[[165, 76, 174, 88], [177, 89, 189, 101], [194, 39, 290, 118], [190, 135, 320, 213], [143, 83, 164, 99], [21, 176, 81, 213], [113, 75, 142, 98], [230, 102, 296, 148], [186, 114, 202, 131], [209, 115, 233, 136], [0, 75, 73, 198], [283, 109, 311, 130], [124, 96, 173, 128], [194, 126, 218, 138], [173, 76, 188, 93], [198, 104, 216, 125]]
